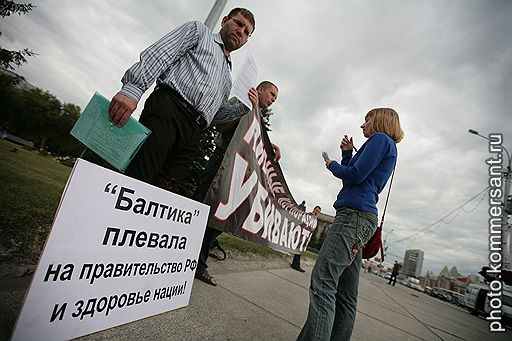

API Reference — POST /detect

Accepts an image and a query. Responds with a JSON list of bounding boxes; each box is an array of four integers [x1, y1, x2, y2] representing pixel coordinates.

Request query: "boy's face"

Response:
[[258, 85, 278, 109]]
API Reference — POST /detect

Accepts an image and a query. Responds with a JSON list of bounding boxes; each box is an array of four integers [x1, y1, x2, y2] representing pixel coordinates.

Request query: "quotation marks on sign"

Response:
[[104, 183, 118, 195]]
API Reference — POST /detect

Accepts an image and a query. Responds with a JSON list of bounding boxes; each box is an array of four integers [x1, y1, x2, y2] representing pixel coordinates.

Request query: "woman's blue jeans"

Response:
[[297, 207, 377, 341]]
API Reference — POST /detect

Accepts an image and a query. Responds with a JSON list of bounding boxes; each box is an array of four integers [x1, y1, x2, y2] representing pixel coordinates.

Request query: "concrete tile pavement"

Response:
[[3, 263, 512, 340]]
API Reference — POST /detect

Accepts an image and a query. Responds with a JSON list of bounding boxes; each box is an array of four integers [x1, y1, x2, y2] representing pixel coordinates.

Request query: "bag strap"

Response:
[[377, 164, 396, 261], [379, 167, 396, 229]]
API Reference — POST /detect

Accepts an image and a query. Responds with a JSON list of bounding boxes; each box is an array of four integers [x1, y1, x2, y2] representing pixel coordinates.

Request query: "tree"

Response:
[[261, 108, 274, 131], [177, 126, 216, 198], [0, 71, 83, 155], [0, 1, 37, 70]]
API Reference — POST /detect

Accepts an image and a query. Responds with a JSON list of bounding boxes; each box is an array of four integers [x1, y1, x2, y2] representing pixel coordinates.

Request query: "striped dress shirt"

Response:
[[120, 21, 247, 126]]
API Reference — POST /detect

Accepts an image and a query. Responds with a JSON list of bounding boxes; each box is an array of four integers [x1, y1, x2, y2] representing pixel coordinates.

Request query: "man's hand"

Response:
[[108, 92, 137, 127], [248, 87, 258, 109], [271, 143, 281, 162]]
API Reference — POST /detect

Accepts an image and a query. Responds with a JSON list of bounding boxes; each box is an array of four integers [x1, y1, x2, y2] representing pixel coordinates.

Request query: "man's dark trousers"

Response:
[[193, 145, 227, 274], [124, 87, 204, 190]]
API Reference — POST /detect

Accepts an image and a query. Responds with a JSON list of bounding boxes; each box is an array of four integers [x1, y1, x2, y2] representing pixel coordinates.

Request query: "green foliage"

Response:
[[261, 107, 273, 131], [0, 0, 34, 16], [0, 72, 84, 156], [0, 1, 36, 70], [0, 48, 37, 70], [173, 126, 215, 198]]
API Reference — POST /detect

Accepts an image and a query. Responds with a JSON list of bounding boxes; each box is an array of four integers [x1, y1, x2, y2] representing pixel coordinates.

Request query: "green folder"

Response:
[[70, 92, 151, 172]]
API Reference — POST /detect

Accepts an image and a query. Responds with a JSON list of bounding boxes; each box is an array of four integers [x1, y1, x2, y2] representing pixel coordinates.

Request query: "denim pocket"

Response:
[[349, 211, 377, 260], [335, 208, 352, 225]]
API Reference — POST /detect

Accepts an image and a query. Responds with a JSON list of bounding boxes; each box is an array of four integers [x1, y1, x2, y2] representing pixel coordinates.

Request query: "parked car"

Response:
[[465, 283, 490, 316], [451, 292, 465, 306], [406, 277, 424, 292], [465, 283, 512, 325], [431, 287, 449, 300]]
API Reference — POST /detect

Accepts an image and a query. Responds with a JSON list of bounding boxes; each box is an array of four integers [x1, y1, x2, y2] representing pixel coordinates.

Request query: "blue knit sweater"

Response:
[[328, 132, 397, 215]]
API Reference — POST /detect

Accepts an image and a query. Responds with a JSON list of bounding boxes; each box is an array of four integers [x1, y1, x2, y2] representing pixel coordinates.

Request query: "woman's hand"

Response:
[[324, 159, 333, 168], [340, 135, 354, 151]]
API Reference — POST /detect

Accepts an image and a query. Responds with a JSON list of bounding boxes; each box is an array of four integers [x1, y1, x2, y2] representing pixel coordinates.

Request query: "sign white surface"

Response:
[[12, 159, 209, 341]]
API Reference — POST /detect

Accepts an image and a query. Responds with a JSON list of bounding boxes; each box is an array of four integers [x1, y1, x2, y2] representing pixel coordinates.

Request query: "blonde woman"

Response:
[[298, 108, 404, 341]]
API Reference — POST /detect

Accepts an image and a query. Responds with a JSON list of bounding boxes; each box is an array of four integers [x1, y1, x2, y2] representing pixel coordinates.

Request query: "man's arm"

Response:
[[271, 143, 281, 161], [108, 21, 200, 126], [211, 88, 258, 125]]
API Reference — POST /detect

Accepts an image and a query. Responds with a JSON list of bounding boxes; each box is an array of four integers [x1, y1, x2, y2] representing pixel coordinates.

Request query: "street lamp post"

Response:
[[204, 0, 228, 31], [469, 129, 512, 271]]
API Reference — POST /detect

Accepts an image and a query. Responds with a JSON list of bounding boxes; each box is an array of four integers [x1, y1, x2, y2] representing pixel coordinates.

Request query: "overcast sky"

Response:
[[3, 0, 511, 276]]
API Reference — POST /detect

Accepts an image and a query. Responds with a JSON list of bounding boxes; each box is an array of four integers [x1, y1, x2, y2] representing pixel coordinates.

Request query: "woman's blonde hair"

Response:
[[365, 108, 404, 143]]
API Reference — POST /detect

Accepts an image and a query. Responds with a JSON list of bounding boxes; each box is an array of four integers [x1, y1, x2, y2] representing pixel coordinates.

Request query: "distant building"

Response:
[[419, 272, 474, 294], [403, 249, 424, 278]]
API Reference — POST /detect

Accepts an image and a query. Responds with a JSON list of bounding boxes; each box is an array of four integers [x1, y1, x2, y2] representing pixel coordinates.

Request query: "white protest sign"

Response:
[[12, 159, 209, 341]]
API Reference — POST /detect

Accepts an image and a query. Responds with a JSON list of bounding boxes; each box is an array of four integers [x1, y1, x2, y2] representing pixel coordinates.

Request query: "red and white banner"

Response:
[[204, 110, 317, 254]]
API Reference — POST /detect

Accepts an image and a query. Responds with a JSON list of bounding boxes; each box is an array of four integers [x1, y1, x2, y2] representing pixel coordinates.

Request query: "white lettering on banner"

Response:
[[215, 153, 258, 220], [279, 217, 289, 248], [242, 182, 269, 233], [210, 111, 318, 253], [267, 162, 284, 194], [261, 200, 275, 239], [243, 113, 266, 173]]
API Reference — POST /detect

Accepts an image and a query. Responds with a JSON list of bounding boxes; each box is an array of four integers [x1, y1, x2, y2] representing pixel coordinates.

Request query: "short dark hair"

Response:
[[227, 8, 255, 33], [257, 81, 278, 92]]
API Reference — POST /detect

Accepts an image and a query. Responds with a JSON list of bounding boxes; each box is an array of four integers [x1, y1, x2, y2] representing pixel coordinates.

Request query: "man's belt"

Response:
[[156, 84, 207, 129]]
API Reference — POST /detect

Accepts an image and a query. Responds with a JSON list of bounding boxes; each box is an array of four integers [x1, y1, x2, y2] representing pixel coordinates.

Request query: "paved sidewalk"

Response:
[[2, 264, 512, 340], [80, 265, 510, 341]]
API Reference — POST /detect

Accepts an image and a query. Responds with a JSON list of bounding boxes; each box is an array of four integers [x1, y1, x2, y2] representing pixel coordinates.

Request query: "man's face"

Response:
[[220, 13, 253, 53], [313, 207, 321, 216], [258, 85, 278, 109]]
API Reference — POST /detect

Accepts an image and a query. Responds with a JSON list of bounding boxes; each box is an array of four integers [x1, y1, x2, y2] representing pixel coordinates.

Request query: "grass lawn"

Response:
[[0, 139, 72, 263], [0, 139, 317, 264]]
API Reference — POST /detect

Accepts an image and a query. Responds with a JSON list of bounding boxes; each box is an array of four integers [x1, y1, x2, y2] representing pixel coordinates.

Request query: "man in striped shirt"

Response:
[[107, 8, 257, 193]]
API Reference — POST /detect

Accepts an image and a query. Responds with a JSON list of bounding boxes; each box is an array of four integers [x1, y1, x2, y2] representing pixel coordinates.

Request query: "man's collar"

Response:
[[213, 32, 232, 70]]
